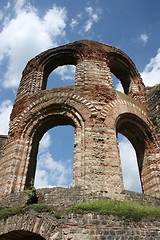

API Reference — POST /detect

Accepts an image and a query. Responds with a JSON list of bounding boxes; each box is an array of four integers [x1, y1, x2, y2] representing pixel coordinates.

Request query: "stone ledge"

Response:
[[0, 187, 159, 209], [0, 192, 32, 208]]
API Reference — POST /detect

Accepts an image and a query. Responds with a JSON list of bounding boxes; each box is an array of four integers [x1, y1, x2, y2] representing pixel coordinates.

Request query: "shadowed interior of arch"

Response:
[[118, 133, 143, 193], [34, 125, 74, 188], [108, 54, 132, 94], [0, 230, 45, 240]]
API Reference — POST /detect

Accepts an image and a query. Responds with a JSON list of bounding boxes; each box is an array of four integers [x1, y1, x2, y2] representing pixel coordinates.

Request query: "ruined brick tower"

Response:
[[0, 40, 159, 239]]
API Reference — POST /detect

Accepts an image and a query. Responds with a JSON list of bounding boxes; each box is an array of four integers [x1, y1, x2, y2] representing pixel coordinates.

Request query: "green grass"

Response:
[[0, 200, 159, 221], [67, 199, 160, 221], [27, 204, 53, 212], [0, 204, 54, 220], [0, 206, 24, 219]]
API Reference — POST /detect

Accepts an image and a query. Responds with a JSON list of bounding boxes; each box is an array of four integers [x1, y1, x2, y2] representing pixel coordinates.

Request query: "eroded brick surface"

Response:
[[0, 135, 7, 158], [0, 40, 159, 198], [0, 212, 159, 240]]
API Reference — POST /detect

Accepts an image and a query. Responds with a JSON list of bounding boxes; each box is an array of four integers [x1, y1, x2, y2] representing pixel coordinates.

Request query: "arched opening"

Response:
[[34, 125, 74, 188], [112, 73, 124, 93], [0, 230, 45, 240], [116, 113, 154, 193], [24, 105, 83, 190], [118, 133, 142, 192], [108, 53, 134, 94], [47, 65, 76, 89], [41, 50, 79, 90]]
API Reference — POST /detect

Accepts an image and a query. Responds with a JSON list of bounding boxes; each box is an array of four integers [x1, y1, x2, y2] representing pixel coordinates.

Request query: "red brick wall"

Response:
[[0, 135, 7, 158], [0, 40, 159, 198], [0, 212, 159, 240]]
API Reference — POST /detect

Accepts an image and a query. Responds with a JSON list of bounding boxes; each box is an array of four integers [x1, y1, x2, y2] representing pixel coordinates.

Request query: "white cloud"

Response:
[[39, 132, 51, 154], [139, 33, 149, 45], [70, 12, 82, 30], [34, 151, 73, 188], [5, 2, 11, 9], [43, 7, 66, 38], [0, 1, 67, 89], [0, 100, 13, 134], [70, 18, 79, 30], [118, 135, 142, 193], [84, 6, 102, 32], [141, 48, 160, 86], [115, 82, 124, 93], [14, 0, 28, 13], [54, 65, 75, 81], [34, 132, 73, 188], [70, 7, 101, 35], [34, 169, 51, 188]]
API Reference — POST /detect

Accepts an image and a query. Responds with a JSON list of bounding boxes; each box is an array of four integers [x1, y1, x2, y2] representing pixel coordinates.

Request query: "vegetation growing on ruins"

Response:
[[0, 200, 159, 221], [0, 206, 24, 219], [67, 199, 160, 221], [0, 204, 54, 220]]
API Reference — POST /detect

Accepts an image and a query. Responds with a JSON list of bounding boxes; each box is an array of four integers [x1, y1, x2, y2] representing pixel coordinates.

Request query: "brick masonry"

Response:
[[0, 189, 159, 239], [0, 40, 159, 239], [0, 40, 159, 198], [0, 211, 159, 240], [0, 135, 7, 158], [146, 85, 160, 140], [1, 188, 160, 209]]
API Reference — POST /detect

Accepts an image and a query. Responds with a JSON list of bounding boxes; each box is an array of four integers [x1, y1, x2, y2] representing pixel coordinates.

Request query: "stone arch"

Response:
[[24, 103, 85, 189], [107, 52, 142, 94], [115, 112, 158, 195], [38, 50, 78, 90], [16, 45, 84, 101], [116, 113, 154, 174], [1, 86, 98, 195], [16, 40, 146, 103], [22, 102, 84, 139], [0, 213, 58, 240], [101, 94, 151, 125], [102, 93, 159, 196], [10, 96, 89, 192], [9, 87, 98, 135], [105, 50, 146, 104]]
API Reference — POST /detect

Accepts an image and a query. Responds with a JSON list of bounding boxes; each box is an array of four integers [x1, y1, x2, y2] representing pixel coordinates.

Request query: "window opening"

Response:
[[47, 65, 76, 89], [112, 73, 124, 93], [34, 125, 74, 188], [118, 133, 142, 193]]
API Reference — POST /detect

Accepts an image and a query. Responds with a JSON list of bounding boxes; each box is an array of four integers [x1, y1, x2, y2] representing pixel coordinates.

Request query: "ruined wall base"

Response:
[[0, 188, 159, 239], [0, 187, 159, 209], [0, 212, 159, 240]]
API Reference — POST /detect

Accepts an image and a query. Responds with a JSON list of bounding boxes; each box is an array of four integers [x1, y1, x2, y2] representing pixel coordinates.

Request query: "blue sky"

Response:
[[0, 0, 160, 192]]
